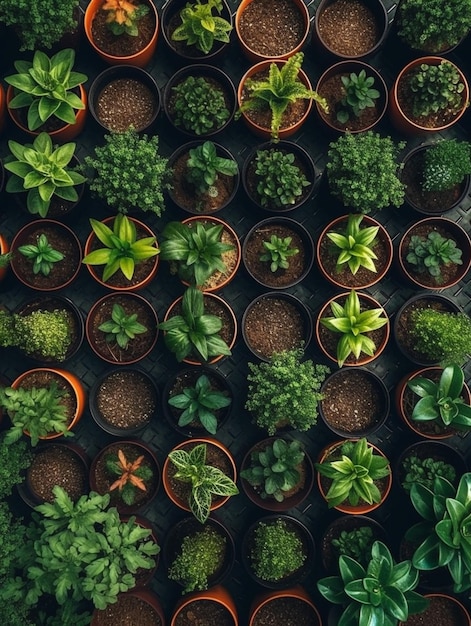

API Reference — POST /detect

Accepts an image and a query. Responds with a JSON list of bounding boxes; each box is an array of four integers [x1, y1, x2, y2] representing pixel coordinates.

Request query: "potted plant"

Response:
[[316, 214, 393, 290], [162, 439, 238, 523], [236, 52, 328, 140], [245, 347, 329, 435], [0, 433, 33, 499], [249, 587, 321, 626], [316, 289, 390, 367], [82, 213, 160, 291], [4, 48, 87, 141], [326, 130, 406, 214], [315, 437, 392, 514], [170, 585, 238, 626], [83, 128, 171, 218], [159, 216, 240, 292]]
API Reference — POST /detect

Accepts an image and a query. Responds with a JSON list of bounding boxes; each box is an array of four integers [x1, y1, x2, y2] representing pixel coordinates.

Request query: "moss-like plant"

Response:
[[250, 518, 306, 582], [409, 308, 471, 366], [422, 139, 471, 192], [0, 434, 32, 499]]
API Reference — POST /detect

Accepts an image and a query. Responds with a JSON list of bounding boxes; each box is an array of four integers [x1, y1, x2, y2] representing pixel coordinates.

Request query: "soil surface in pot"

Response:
[[399, 595, 469, 626], [93, 594, 163, 626], [95, 78, 158, 132], [27, 445, 88, 503], [244, 297, 307, 359], [90, 4, 156, 57], [321, 369, 387, 434], [244, 223, 307, 287], [95, 370, 157, 430], [174, 599, 234, 626], [317, 0, 380, 56], [252, 597, 319, 626], [238, 0, 305, 57], [18, 370, 77, 427], [402, 150, 465, 214]]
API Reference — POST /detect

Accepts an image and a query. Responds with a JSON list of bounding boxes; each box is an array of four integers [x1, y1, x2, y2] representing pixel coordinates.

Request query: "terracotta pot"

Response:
[[316, 214, 393, 290], [171, 585, 238, 626], [91, 589, 166, 626], [398, 593, 471, 626], [84, 0, 159, 67], [83, 216, 160, 292], [6, 84, 87, 143], [0, 233, 10, 283], [235, 0, 310, 63], [0, 83, 5, 135], [249, 586, 322, 626], [316, 439, 392, 515], [389, 56, 470, 135]]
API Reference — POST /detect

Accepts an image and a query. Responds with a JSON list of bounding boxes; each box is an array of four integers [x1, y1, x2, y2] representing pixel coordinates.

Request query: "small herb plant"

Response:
[[168, 525, 226, 593], [315, 438, 391, 509], [326, 131, 406, 214], [84, 129, 171, 216], [331, 526, 375, 567], [185, 141, 238, 197], [4, 133, 86, 218], [320, 290, 388, 367], [102, 0, 149, 36], [409, 308, 471, 366], [82, 214, 159, 282], [408, 61, 466, 118], [245, 347, 329, 435], [318, 541, 429, 626], [260, 234, 299, 272], [171, 0, 232, 54], [0, 434, 33, 499], [159, 220, 234, 287], [105, 448, 153, 506], [98, 303, 147, 350], [5, 48, 87, 132], [167, 442, 238, 523], [171, 75, 231, 135], [168, 373, 231, 435], [18, 234, 64, 276], [253, 148, 311, 208], [401, 454, 456, 492], [422, 139, 471, 192], [406, 231, 462, 283], [159, 286, 232, 362], [327, 214, 379, 276], [241, 438, 305, 502], [337, 69, 381, 124], [250, 518, 306, 582], [237, 52, 328, 140]]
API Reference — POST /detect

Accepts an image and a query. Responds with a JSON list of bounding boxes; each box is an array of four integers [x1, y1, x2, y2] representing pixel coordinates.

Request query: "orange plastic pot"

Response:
[[84, 0, 159, 68], [171, 585, 237, 626], [249, 586, 322, 626], [0, 233, 9, 283], [91, 589, 166, 626]]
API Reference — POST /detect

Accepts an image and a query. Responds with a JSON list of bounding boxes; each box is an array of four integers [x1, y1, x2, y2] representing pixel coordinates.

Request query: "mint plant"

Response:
[[98, 303, 147, 350], [185, 141, 238, 196], [18, 234, 64, 276], [260, 234, 299, 272], [171, 0, 232, 54], [171, 75, 231, 135], [254, 148, 311, 208], [406, 231, 462, 282], [337, 69, 380, 124]]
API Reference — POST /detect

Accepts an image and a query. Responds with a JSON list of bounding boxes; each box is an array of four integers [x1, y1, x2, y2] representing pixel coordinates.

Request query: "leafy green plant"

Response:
[[327, 214, 379, 276], [82, 214, 159, 282], [250, 518, 306, 582], [253, 148, 311, 208], [171, 0, 232, 54], [317, 541, 429, 625], [18, 234, 64, 276], [159, 220, 234, 287], [406, 231, 463, 283], [315, 438, 391, 508], [102, 0, 149, 36], [236, 52, 328, 140], [167, 443, 238, 523], [240, 438, 305, 502], [401, 454, 456, 492], [4, 133, 86, 218], [0, 381, 71, 446], [0, 434, 32, 499], [326, 131, 406, 214], [168, 524, 226, 593], [331, 526, 375, 567], [245, 347, 329, 435], [105, 448, 153, 506], [408, 61, 466, 118], [320, 290, 388, 367], [409, 308, 471, 366], [0, 252, 12, 269], [260, 234, 299, 273], [5, 48, 87, 132], [84, 129, 171, 216], [159, 286, 232, 362], [185, 141, 238, 197], [337, 69, 381, 124], [422, 139, 471, 192], [98, 303, 147, 350], [168, 373, 231, 435], [171, 75, 231, 135]]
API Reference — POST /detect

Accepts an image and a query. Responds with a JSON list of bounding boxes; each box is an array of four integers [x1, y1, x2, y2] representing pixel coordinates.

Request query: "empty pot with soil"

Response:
[[249, 587, 322, 626], [170, 585, 238, 626]]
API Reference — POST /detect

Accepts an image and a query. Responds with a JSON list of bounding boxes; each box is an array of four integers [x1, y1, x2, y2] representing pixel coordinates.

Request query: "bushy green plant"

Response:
[[408, 61, 466, 118], [185, 141, 238, 196], [102, 0, 149, 36], [5, 48, 87, 132], [105, 448, 154, 506], [0, 309, 18, 348], [240, 438, 305, 502], [331, 526, 375, 567], [171, 0, 232, 54], [327, 214, 379, 276], [0, 502, 27, 579], [236, 52, 328, 140], [317, 541, 429, 626], [84, 129, 171, 216], [401, 454, 456, 492], [406, 231, 463, 283], [337, 70, 380, 124], [253, 148, 311, 208], [250, 518, 306, 582], [326, 131, 406, 214], [4, 133, 86, 218], [0, 434, 32, 499], [260, 234, 299, 272], [422, 139, 471, 192], [409, 308, 471, 365], [98, 303, 147, 351], [0, 0, 80, 52], [171, 75, 231, 135], [245, 347, 329, 435], [18, 233, 64, 276], [168, 525, 226, 593]]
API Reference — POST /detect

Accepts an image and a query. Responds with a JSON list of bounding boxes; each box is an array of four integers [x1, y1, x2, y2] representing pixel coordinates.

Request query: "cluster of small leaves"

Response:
[[331, 526, 375, 567], [0, 502, 27, 579], [171, 0, 232, 54], [337, 70, 380, 123], [246, 347, 329, 435], [105, 448, 153, 506], [409, 61, 466, 118], [401, 454, 456, 492], [406, 231, 462, 282], [102, 0, 149, 37], [327, 131, 406, 214], [168, 525, 226, 593], [171, 76, 230, 135], [410, 308, 471, 366], [0, 252, 12, 269], [0, 309, 18, 348], [327, 214, 379, 276], [422, 139, 471, 192], [250, 518, 306, 582], [260, 234, 299, 272], [254, 148, 311, 208], [85, 129, 171, 216], [0, 433, 32, 499], [185, 141, 238, 196], [15, 308, 73, 361], [18, 234, 64, 276], [98, 303, 147, 350]]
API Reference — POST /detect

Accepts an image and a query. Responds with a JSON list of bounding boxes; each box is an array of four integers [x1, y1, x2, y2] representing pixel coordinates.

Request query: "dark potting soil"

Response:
[[251, 597, 320, 626], [399, 595, 469, 626], [27, 445, 88, 503], [90, 5, 156, 57], [95, 78, 158, 132], [174, 599, 234, 626], [317, 0, 379, 56], [92, 594, 162, 626]]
